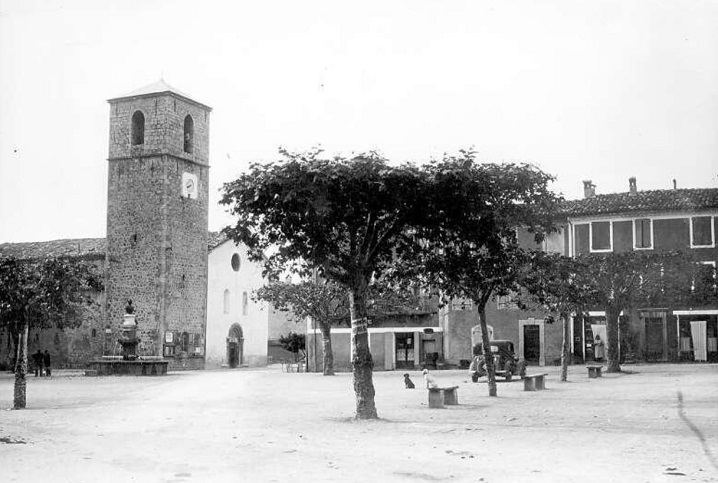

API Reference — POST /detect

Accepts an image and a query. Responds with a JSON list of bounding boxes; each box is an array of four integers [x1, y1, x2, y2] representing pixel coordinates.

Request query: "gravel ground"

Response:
[[0, 363, 716, 483]]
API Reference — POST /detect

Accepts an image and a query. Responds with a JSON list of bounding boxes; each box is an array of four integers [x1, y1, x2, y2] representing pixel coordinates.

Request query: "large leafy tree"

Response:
[[578, 250, 706, 373], [221, 149, 431, 419], [0, 257, 103, 409], [401, 151, 561, 397]]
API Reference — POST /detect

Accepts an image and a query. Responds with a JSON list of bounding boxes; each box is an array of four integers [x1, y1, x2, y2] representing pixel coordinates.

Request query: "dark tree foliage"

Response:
[[0, 257, 103, 409], [397, 150, 561, 397], [221, 149, 432, 419], [278, 331, 306, 357]]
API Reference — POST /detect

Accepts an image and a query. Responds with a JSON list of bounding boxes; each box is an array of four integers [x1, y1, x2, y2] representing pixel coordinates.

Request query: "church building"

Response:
[[0, 82, 278, 371]]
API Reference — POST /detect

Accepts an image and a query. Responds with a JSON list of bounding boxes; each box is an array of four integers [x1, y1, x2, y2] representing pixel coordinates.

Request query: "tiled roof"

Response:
[[1, 233, 229, 261], [108, 79, 211, 110], [208, 231, 229, 250], [561, 188, 718, 217], [0, 238, 106, 261]]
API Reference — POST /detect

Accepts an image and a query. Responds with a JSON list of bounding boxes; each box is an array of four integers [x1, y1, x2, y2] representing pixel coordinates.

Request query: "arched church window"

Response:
[[223, 289, 230, 314], [131, 111, 145, 145], [183, 115, 194, 153], [242, 291, 248, 316]]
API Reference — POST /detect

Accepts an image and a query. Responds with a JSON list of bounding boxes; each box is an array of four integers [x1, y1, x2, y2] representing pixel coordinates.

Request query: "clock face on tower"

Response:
[[182, 172, 198, 199]]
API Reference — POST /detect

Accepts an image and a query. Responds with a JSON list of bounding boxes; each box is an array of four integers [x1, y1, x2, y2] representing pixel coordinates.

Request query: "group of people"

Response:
[[31, 349, 52, 377]]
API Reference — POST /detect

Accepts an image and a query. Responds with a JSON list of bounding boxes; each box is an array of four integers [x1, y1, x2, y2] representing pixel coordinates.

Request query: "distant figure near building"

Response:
[[404, 373, 415, 389], [43, 350, 51, 376], [422, 368, 439, 389], [125, 300, 135, 314], [594, 335, 605, 362], [32, 350, 43, 377]]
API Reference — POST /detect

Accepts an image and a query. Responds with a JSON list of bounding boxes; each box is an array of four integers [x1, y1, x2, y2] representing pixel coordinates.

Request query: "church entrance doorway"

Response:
[[227, 324, 244, 368]]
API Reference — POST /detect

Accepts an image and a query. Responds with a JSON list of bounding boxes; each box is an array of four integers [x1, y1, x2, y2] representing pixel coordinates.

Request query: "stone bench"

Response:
[[586, 365, 603, 378], [428, 386, 459, 408], [523, 373, 548, 391]]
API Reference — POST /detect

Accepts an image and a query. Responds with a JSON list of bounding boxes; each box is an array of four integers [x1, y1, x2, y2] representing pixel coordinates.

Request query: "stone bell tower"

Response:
[[105, 80, 211, 370]]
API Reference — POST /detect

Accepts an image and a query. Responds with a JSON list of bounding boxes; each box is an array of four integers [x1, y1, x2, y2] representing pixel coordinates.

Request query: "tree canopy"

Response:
[[0, 257, 103, 409], [221, 148, 561, 408], [396, 151, 562, 396], [221, 149, 435, 418]]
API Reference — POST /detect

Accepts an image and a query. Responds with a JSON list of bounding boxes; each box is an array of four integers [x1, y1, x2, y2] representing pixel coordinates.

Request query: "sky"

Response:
[[1, 0, 717, 244]]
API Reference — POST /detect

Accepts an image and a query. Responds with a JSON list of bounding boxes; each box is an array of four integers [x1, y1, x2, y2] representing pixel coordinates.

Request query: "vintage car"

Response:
[[469, 340, 526, 382]]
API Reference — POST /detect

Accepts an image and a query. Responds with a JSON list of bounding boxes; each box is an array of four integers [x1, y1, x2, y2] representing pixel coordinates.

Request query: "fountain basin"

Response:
[[88, 358, 168, 376]]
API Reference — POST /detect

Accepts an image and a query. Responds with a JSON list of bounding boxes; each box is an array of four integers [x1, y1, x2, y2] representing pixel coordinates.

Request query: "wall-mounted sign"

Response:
[[165, 331, 174, 343]]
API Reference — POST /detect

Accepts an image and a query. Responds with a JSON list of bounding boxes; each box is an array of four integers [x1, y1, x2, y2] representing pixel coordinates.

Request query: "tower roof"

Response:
[[108, 79, 211, 110]]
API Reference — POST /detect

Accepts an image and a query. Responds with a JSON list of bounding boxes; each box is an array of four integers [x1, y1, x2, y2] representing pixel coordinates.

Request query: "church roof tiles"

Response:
[[0, 238, 106, 261]]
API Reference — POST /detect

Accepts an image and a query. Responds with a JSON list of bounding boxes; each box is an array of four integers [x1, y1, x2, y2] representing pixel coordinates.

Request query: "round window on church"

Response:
[[231, 253, 241, 272]]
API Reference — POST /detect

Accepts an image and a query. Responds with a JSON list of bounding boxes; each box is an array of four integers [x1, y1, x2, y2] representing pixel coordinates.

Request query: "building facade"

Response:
[[564, 178, 718, 364], [206, 236, 272, 368], [438, 179, 717, 368], [305, 299, 441, 373]]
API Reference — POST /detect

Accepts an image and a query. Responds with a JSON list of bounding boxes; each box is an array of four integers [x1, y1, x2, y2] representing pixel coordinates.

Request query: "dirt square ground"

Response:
[[0, 363, 716, 483]]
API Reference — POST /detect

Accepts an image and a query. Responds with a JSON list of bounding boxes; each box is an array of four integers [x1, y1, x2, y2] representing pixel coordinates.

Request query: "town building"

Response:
[[440, 178, 718, 368], [304, 297, 440, 373], [564, 178, 717, 364]]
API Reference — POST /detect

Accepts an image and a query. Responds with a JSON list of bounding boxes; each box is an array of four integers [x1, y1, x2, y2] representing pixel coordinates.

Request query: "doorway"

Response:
[[395, 333, 415, 369], [226, 323, 244, 368], [644, 317, 665, 362], [523, 325, 541, 365], [573, 316, 584, 363]]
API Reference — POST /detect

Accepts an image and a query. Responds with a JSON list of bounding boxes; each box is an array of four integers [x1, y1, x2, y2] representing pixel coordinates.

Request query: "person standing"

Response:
[[32, 350, 44, 377], [43, 350, 51, 377], [594, 335, 605, 362]]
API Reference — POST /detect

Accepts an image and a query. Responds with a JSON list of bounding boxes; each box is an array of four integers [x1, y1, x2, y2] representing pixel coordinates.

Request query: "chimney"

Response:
[[628, 177, 637, 195], [583, 180, 596, 199], [673, 179, 677, 190]]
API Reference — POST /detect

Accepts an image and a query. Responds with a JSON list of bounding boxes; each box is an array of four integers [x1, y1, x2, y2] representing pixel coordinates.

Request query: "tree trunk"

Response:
[[478, 304, 497, 397], [606, 306, 621, 373], [560, 314, 570, 382], [318, 322, 335, 376], [349, 278, 377, 419], [8, 324, 20, 369], [13, 319, 29, 410]]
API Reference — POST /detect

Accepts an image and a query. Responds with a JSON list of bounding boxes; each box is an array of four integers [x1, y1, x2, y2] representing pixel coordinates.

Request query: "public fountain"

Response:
[[88, 300, 168, 376]]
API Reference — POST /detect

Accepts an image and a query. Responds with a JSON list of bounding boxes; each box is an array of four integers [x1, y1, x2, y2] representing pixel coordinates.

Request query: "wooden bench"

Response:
[[586, 365, 603, 378], [523, 373, 548, 391], [427, 386, 459, 408]]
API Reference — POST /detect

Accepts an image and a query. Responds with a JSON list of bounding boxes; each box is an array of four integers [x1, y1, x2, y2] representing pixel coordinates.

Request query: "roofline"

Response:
[[107, 90, 212, 112]]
